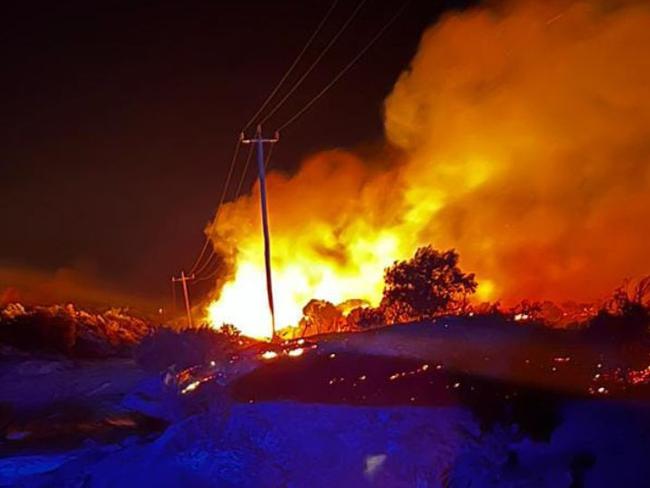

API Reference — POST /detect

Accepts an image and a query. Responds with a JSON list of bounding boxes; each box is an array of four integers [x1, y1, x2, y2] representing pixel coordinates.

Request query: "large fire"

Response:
[[206, 0, 650, 338]]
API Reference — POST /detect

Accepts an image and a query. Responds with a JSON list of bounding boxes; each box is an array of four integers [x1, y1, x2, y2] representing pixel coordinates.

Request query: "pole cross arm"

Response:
[[241, 134, 280, 144], [171, 273, 195, 283], [241, 125, 280, 144]]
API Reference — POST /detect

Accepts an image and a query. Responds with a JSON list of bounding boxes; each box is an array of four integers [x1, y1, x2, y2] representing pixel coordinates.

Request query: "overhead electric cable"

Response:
[[186, 0, 406, 288], [189, 134, 242, 275], [197, 136, 276, 282], [264, 140, 275, 170], [216, 135, 243, 216], [234, 142, 256, 198], [243, 0, 340, 131], [193, 250, 217, 278], [194, 265, 222, 283], [258, 0, 369, 127], [188, 235, 211, 276], [277, 0, 412, 132]]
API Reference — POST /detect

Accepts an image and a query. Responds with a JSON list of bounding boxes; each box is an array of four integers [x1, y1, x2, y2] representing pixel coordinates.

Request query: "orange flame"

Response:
[[206, 0, 650, 338]]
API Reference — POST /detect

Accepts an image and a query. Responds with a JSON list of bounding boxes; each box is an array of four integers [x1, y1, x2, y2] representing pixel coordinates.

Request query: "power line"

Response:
[[196, 137, 276, 283], [234, 142, 256, 198], [194, 265, 222, 283], [195, 137, 275, 281], [258, 0, 369, 127], [193, 251, 217, 278], [188, 134, 243, 275], [263, 140, 275, 170], [216, 135, 244, 220], [278, 0, 412, 132], [184, 1, 408, 293], [243, 0, 340, 131], [188, 235, 211, 277]]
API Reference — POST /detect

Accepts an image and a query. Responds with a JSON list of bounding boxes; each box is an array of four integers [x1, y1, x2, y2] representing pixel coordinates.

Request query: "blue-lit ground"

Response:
[[2, 320, 650, 487]]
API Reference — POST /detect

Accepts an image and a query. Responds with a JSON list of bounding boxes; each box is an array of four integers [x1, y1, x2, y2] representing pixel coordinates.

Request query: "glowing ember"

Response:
[[181, 380, 201, 395], [261, 350, 278, 360], [628, 365, 650, 385], [287, 347, 304, 358]]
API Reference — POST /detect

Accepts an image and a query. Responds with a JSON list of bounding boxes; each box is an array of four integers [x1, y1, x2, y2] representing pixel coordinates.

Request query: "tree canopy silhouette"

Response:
[[381, 246, 477, 324]]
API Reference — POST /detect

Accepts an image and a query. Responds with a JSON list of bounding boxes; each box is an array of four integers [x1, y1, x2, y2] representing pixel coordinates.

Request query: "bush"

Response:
[[345, 306, 385, 330], [381, 246, 477, 324], [0, 308, 76, 355], [298, 300, 345, 336], [608, 276, 650, 317], [133, 326, 242, 372], [0, 303, 153, 357], [508, 300, 544, 323]]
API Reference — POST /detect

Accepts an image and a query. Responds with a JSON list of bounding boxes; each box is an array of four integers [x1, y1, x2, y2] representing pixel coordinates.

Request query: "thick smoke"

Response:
[[384, 0, 650, 302], [207, 0, 650, 333], [0, 265, 156, 311]]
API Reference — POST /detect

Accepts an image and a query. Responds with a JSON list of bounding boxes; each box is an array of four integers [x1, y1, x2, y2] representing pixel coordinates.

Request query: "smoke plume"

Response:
[[207, 0, 650, 336]]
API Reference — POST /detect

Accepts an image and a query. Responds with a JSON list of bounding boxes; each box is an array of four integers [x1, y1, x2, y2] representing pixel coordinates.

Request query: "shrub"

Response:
[[509, 300, 544, 323], [133, 326, 242, 372], [0, 308, 76, 354], [346, 306, 385, 330], [587, 277, 650, 344]]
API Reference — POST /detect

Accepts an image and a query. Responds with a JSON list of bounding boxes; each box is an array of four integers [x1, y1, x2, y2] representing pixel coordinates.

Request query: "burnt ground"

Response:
[[230, 351, 591, 441], [2, 319, 650, 486]]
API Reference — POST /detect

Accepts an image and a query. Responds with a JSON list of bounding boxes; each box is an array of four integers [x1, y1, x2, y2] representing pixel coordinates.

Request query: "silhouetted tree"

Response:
[[381, 246, 477, 324], [588, 277, 650, 343]]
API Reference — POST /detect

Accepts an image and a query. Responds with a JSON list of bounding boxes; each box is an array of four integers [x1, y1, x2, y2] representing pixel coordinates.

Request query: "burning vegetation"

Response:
[[5, 2, 650, 484], [0, 304, 152, 357], [203, 0, 650, 338], [293, 246, 477, 337]]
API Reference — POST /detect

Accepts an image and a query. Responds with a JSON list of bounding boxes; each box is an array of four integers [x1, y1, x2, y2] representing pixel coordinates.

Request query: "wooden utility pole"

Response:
[[242, 125, 279, 341], [170, 279, 177, 315], [171, 271, 195, 327]]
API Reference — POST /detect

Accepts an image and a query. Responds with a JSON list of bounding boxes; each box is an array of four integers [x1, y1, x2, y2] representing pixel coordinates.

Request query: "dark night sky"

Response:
[[0, 0, 473, 309]]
